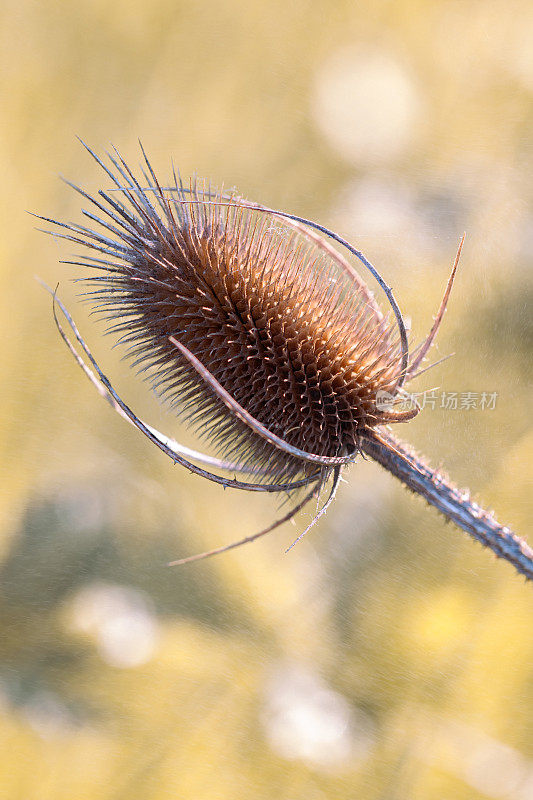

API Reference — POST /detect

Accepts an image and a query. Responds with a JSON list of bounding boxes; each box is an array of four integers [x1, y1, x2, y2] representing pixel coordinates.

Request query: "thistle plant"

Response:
[[38, 143, 532, 580]]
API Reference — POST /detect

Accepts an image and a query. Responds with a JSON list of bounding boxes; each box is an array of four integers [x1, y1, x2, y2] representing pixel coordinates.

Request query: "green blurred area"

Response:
[[1, 0, 532, 797]]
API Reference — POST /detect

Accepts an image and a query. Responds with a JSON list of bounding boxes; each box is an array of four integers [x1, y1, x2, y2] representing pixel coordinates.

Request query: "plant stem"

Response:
[[362, 430, 533, 581]]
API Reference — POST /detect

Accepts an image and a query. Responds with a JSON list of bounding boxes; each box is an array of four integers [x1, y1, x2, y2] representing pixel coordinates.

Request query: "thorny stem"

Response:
[[362, 429, 533, 581]]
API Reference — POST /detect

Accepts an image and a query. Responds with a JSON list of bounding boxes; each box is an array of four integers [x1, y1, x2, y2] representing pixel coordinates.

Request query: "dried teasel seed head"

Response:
[[44, 145, 408, 487]]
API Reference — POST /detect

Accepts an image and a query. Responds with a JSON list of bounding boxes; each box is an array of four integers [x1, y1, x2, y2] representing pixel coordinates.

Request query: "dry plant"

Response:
[[37, 143, 532, 580]]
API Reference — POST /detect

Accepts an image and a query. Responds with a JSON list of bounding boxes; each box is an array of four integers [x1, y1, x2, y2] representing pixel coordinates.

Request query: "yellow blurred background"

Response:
[[1, 1, 532, 798]]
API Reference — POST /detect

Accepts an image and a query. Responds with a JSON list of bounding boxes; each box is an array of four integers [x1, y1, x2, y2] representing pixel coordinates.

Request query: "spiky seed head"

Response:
[[53, 150, 404, 486]]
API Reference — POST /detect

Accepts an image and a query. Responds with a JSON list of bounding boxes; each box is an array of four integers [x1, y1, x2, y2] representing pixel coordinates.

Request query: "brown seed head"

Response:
[[48, 147, 407, 487]]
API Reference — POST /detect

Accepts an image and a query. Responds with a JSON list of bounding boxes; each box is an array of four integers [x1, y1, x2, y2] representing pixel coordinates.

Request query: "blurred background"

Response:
[[1, 1, 532, 797]]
